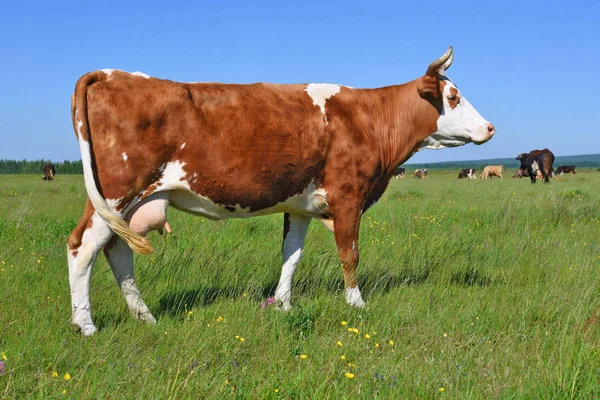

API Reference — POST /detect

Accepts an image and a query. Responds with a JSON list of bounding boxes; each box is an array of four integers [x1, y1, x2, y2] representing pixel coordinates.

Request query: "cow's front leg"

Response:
[[103, 236, 156, 324], [274, 213, 311, 311], [332, 202, 365, 308]]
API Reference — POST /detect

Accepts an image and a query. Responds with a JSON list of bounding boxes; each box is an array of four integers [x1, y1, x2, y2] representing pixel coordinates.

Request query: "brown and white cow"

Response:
[[67, 47, 494, 335], [458, 168, 476, 179], [480, 165, 504, 179], [414, 168, 428, 179], [516, 149, 555, 183], [42, 163, 55, 181]]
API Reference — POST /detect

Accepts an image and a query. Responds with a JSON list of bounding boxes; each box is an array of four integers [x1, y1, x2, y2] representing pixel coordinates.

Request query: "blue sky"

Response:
[[1, 0, 598, 163]]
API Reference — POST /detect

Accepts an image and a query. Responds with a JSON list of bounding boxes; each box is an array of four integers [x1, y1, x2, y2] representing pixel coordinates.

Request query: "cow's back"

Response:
[[86, 72, 334, 211]]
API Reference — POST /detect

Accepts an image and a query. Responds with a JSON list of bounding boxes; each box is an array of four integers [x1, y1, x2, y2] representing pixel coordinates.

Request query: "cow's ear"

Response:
[[417, 74, 439, 99]]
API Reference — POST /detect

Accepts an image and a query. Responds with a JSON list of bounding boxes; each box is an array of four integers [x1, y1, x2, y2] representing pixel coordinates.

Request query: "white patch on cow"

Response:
[[346, 287, 365, 308], [132, 71, 150, 79], [180, 142, 186, 150], [166, 178, 329, 221], [122, 152, 128, 162], [275, 214, 311, 310], [101, 69, 114, 77], [158, 161, 190, 190], [420, 75, 493, 150], [305, 84, 340, 122], [531, 160, 540, 173]]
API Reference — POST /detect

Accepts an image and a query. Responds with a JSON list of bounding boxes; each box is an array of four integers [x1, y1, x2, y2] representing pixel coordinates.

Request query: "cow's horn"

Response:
[[427, 46, 453, 74]]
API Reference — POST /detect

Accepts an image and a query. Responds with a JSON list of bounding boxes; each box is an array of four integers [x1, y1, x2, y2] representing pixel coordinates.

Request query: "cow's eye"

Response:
[[448, 95, 458, 101]]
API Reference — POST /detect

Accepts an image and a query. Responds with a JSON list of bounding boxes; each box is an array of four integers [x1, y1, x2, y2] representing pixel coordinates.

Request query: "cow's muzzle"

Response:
[[472, 123, 495, 145]]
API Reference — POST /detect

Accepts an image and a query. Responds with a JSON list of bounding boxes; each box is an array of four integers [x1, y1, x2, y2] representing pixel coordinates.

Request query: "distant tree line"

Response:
[[0, 159, 83, 174]]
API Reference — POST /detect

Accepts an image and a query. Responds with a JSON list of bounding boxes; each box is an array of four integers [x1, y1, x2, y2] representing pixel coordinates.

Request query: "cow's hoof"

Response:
[[346, 287, 366, 308], [275, 300, 292, 311], [73, 322, 97, 336], [137, 311, 157, 324]]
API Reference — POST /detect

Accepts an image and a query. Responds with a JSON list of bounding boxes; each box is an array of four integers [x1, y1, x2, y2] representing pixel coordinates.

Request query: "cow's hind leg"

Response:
[[274, 213, 311, 311], [103, 237, 156, 323], [67, 201, 113, 335]]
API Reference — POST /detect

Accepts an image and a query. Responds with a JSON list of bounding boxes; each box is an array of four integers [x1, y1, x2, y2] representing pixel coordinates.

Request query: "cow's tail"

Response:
[[71, 71, 154, 255]]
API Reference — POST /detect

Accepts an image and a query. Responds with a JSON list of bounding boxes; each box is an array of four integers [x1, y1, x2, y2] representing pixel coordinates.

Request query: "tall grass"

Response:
[[1, 171, 599, 398]]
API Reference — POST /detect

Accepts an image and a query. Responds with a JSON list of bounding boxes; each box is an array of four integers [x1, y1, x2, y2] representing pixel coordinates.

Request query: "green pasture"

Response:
[[1, 171, 599, 398]]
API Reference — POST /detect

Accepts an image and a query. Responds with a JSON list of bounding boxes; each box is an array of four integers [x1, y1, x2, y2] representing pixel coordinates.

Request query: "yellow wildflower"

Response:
[[62, 390, 67, 395], [52, 371, 58, 377], [341, 321, 347, 326], [299, 354, 307, 360], [440, 387, 445, 393], [364, 334, 371, 339], [340, 355, 346, 360], [336, 341, 343, 347], [64, 373, 71, 381], [274, 389, 280, 393], [375, 343, 380, 348], [216, 316, 223, 322], [2, 353, 6, 361], [345, 372, 355, 379], [226, 379, 231, 385], [388, 340, 394, 346], [348, 328, 359, 334]]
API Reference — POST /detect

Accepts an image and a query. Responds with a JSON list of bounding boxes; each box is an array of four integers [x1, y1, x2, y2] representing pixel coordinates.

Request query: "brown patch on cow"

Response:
[[67, 199, 95, 251], [447, 87, 459, 110], [72, 250, 78, 257]]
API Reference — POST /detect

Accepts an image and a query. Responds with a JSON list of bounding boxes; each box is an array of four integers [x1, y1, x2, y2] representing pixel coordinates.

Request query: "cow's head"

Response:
[[417, 47, 495, 150]]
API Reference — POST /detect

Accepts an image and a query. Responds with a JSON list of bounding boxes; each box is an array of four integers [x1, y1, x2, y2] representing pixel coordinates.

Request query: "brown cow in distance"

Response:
[[42, 164, 55, 181], [556, 165, 576, 175], [66, 47, 495, 335], [481, 165, 504, 179], [516, 149, 555, 183]]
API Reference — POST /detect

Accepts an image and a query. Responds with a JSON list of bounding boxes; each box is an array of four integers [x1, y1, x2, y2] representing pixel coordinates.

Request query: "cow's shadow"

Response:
[[154, 264, 493, 318]]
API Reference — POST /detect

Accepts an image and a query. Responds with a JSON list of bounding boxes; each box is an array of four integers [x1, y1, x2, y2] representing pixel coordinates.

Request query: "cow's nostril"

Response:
[[487, 123, 495, 135]]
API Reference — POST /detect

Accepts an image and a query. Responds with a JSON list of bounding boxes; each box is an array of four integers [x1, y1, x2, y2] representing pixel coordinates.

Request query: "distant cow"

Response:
[[42, 164, 55, 181], [458, 168, 476, 179], [513, 168, 529, 178], [392, 167, 406, 179], [414, 169, 428, 179], [481, 165, 504, 179], [556, 165, 576, 175], [516, 149, 555, 183]]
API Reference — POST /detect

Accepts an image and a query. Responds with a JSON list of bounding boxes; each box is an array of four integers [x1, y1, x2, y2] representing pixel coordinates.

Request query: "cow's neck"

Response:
[[345, 81, 439, 175]]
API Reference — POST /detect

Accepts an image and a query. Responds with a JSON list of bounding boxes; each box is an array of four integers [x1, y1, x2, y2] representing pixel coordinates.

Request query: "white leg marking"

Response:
[[104, 238, 156, 323], [275, 214, 311, 311], [346, 286, 365, 308], [68, 213, 113, 335]]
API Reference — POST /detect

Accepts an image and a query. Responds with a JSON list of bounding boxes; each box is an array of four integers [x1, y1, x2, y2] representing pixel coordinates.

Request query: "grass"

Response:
[[1, 171, 600, 398]]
